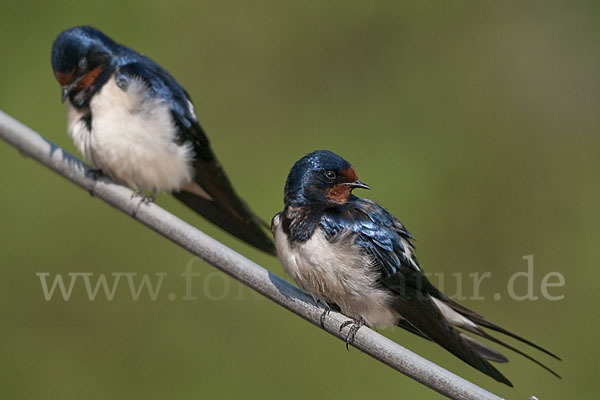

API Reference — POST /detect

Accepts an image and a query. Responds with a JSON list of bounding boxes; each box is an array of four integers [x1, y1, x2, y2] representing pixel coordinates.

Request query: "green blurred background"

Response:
[[1, 1, 598, 399]]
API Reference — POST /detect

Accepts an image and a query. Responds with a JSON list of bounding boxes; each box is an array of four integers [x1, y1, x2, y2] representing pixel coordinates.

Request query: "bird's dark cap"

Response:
[[51, 25, 117, 75]]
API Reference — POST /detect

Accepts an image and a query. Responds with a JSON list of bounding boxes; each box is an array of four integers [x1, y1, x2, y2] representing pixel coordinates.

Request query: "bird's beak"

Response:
[[61, 79, 79, 103], [61, 86, 70, 103], [345, 180, 371, 190], [61, 76, 83, 103]]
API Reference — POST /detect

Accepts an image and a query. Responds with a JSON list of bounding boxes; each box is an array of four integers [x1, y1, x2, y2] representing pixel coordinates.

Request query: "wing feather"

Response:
[[324, 197, 558, 384]]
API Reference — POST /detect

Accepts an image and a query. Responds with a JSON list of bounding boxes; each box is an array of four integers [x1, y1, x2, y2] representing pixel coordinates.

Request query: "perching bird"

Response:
[[272, 150, 560, 386], [51, 26, 275, 255]]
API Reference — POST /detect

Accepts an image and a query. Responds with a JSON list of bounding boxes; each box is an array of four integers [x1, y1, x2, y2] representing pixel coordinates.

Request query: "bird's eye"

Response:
[[78, 57, 88, 70], [323, 170, 336, 181]]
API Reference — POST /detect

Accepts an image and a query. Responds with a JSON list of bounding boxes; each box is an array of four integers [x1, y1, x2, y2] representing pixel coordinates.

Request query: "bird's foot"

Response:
[[86, 169, 104, 197], [87, 168, 104, 181], [316, 300, 331, 328], [320, 308, 331, 328], [131, 190, 156, 204], [339, 317, 365, 350], [131, 189, 156, 217]]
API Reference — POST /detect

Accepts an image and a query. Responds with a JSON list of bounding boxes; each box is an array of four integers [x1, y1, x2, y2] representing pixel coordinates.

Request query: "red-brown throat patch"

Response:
[[74, 65, 104, 90], [325, 166, 359, 203], [326, 184, 353, 203]]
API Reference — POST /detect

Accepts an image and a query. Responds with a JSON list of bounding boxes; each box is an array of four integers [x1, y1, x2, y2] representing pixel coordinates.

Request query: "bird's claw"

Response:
[[339, 318, 365, 350], [319, 306, 331, 328], [131, 190, 155, 204], [313, 298, 331, 328], [86, 169, 104, 197], [87, 168, 104, 181], [131, 190, 156, 216]]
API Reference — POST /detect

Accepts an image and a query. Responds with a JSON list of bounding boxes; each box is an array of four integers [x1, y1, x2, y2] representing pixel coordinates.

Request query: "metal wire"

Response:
[[0, 110, 504, 400]]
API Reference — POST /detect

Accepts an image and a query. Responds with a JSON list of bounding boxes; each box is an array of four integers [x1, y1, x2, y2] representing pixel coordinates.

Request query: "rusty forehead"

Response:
[[55, 70, 75, 86], [339, 166, 358, 181]]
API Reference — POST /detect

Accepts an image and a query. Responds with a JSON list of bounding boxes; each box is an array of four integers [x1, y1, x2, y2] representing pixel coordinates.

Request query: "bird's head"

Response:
[[51, 26, 117, 107], [284, 150, 370, 206]]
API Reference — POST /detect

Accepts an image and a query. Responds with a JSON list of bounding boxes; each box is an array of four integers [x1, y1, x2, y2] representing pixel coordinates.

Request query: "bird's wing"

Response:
[[320, 199, 511, 385], [346, 199, 560, 384], [114, 61, 275, 255], [320, 198, 434, 291]]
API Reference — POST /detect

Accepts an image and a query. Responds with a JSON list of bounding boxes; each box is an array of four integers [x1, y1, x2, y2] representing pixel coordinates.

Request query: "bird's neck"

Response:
[[281, 202, 325, 243]]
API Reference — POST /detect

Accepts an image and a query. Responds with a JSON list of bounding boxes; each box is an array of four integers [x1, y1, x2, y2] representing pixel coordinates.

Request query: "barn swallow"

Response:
[[51, 26, 275, 255], [272, 150, 560, 386]]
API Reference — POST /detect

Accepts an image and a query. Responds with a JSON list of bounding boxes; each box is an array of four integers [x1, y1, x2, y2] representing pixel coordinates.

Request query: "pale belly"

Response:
[[272, 214, 400, 327], [66, 76, 195, 192]]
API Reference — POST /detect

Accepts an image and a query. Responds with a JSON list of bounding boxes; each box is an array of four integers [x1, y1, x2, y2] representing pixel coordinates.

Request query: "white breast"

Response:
[[66, 76, 195, 192], [272, 214, 400, 327]]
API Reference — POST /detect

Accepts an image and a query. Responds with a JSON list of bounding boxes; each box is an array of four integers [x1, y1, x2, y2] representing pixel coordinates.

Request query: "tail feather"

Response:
[[174, 191, 276, 255], [429, 297, 562, 379], [459, 333, 508, 363], [174, 144, 276, 255], [393, 295, 513, 386], [398, 316, 510, 364], [170, 118, 275, 254], [444, 298, 561, 361], [459, 323, 562, 379]]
